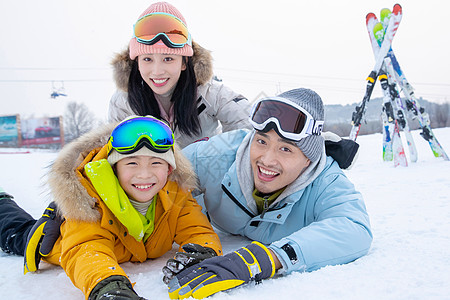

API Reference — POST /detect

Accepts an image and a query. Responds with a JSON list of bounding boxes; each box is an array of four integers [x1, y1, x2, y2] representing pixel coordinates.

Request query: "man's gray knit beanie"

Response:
[[277, 88, 325, 162]]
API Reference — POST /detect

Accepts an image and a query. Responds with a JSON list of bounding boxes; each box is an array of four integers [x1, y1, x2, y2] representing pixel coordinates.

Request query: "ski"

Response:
[[384, 57, 418, 162], [349, 3, 402, 141], [392, 119, 408, 167], [372, 16, 418, 163], [386, 53, 449, 160], [365, 12, 394, 160], [379, 72, 395, 162], [369, 15, 395, 161], [379, 70, 410, 164]]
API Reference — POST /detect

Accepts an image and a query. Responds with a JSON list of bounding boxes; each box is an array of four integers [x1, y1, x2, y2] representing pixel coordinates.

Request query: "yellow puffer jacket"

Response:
[[43, 123, 221, 299]]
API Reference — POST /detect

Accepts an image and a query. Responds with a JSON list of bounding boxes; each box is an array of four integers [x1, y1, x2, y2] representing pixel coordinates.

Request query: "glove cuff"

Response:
[[89, 275, 135, 300], [243, 241, 276, 281], [204, 246, 218, 257], [0, 191, 13, 199]]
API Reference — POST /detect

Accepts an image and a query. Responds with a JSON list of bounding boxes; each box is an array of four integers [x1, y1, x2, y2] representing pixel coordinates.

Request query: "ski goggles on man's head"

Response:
[[107, 116, 175, 155], [249, 97, 324, 141], [133, 12, 192, 48]]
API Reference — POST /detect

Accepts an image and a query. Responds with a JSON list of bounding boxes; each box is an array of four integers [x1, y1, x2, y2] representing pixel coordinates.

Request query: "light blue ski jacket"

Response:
[[183, 129, 372, 274]]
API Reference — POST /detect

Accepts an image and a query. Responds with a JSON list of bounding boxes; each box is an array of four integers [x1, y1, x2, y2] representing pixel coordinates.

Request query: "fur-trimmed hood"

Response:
[[111, 41, 214, 92], [47, 123, 198, 222]]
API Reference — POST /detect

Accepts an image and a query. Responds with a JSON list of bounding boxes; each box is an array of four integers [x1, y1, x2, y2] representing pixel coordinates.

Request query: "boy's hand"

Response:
[[89, 275, 147, 300], [24, 202, 63, 273], [162, 243, 217, 284]]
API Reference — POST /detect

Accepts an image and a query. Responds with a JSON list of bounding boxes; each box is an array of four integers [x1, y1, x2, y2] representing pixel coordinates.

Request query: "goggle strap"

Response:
[[120, 138, 170, 154], [306, 120, 324, 136], [106, 138, 114, 156]]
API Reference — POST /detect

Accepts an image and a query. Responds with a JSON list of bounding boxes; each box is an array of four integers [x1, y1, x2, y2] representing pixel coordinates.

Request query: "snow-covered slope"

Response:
[[1, 128, 449, 300]]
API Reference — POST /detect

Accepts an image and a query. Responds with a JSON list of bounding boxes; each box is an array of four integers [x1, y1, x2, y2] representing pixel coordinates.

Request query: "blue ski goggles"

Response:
[[133, 12, 192, 48], [107, 116, 175, 155], [249, 97, 324, 141]]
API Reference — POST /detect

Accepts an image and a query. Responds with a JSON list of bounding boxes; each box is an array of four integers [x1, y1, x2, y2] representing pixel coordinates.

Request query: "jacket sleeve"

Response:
[[201, 81, 253, 132], [59, 219, 128, 299], [108, 90, 135, 123], [269, 170, 373, 274], [172, 193, 222, 256]]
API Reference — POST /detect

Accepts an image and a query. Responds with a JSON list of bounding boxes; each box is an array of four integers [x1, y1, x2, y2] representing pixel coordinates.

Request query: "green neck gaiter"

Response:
[[85, 159, 156, 242]]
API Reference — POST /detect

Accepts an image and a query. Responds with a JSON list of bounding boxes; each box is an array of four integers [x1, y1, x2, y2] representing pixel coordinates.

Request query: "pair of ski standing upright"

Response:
[[350, 3, 449, 167]]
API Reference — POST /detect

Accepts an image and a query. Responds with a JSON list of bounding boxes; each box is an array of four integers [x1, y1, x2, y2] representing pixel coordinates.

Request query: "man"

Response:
[[166, 88, 372, 299]]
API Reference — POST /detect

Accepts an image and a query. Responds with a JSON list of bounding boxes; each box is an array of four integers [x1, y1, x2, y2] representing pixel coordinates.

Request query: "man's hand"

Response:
[[162, 243, 217, 284], [24, 202, 63, 273], [168, 241, 275, 299], [323, 131, 360, 170]]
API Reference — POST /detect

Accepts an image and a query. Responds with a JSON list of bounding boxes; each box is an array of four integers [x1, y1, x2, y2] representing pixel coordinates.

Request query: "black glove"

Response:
[[323, 131, 360, 170], [24, 202, 64, 273], [89, 275, 147, 300], [0, 190, 13, 199], [168, 241, 275, 299], [162, 243, 217, 284]]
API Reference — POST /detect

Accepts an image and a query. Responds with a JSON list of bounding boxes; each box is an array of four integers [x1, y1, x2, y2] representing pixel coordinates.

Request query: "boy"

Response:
[[0, 116, 221, 300]]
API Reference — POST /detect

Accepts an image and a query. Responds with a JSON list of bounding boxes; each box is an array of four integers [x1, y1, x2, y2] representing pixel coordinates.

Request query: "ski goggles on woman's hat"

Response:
[[133, 12, 192, 48], [107, 116, 175, 155], [249, 97, 324, 141]]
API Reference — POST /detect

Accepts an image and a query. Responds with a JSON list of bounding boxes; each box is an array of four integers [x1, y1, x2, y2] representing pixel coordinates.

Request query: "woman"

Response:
[[108, 2, 252, 148]]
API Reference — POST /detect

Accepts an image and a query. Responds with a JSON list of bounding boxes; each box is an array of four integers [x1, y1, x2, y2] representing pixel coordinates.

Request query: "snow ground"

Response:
[[1, 128, 449, 300]]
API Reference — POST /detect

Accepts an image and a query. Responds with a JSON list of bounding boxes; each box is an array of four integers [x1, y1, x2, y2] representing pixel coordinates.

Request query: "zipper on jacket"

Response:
[[263, 196, 269, 210], [260, 196, 270, 218]]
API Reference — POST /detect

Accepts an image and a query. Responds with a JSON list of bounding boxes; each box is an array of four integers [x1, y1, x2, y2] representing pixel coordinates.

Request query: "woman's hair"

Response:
[[127, 57, 201, 136]]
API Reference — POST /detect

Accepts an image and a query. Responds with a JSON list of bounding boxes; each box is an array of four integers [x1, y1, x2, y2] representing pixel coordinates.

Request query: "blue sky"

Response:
[[0, 0, 449, 120]]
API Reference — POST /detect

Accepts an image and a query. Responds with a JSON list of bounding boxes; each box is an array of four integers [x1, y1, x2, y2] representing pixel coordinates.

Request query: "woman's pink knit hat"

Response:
[[129, 2, 194, 59]]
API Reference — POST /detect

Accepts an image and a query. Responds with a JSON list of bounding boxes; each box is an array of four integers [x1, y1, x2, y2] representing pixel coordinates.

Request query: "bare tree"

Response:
[[432, 102, 449, 128], [64, 101, 97, 142]]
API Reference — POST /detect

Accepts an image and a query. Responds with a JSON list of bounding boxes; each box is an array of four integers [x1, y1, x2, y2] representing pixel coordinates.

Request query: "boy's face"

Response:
[[115, 155, 171, 203], [250, 129, 310, 194]]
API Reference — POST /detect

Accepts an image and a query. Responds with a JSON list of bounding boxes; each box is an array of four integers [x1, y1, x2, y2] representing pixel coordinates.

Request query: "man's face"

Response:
[[250, 130, 310, 194]]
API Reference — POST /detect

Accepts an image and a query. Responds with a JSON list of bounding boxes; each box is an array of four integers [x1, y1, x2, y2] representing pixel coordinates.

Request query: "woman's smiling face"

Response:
[[138, 53, 186, 96]]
